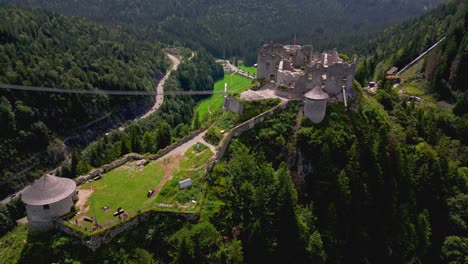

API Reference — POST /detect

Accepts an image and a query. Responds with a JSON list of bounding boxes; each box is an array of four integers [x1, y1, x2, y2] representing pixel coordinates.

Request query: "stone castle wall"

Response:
[[75, 153, 144, 185], [56, 211, 199, 251], [75, 129, 206, 186], [259, 44, 356, 101], [207, 101, 291, 176], [223, 95, 244, 114]]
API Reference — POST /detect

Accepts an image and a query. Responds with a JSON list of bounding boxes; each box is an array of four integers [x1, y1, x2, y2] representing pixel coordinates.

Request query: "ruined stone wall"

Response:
[[274, 88, 291, 98], [257, 53, 282, 81], [75, 153, 144, 185], [223, 95, 244, 114], [324, 62, 355, 100], [56, 211, 199, 251], [206, 101, 291, 175], [257, 44, 288, 81], [292, 50, 307, 68], [345, 62, 356, 97], [325, 49, 341, 64], [281, 60, 294, 71], [292, 64, 324, 97], [150, 129, 206, 161], [277, 70, 303, 88], [289, 61, 355, 100]]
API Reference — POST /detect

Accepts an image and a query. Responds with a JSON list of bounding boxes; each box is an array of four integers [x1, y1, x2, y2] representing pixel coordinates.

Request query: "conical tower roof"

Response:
[[304, 86, 329, 100], [22, 174, 76, 206]]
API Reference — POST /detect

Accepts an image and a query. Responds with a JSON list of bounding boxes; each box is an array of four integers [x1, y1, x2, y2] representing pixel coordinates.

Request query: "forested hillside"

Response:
[[0, 0, 444, 63], [0, 6, 166, 192], [356, 0, 467, 105], [4, 84, 466, 263], [60, 50, 223, 179], [0, 1, 466, 263], [219, 84, 467, 262]]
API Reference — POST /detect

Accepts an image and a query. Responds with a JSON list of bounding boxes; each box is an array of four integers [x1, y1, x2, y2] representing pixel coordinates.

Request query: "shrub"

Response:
[[203, 126, 223, 145]]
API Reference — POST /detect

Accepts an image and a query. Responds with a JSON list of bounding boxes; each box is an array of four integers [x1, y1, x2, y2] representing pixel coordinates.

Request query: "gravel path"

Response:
[[165, 130, 216, 158]]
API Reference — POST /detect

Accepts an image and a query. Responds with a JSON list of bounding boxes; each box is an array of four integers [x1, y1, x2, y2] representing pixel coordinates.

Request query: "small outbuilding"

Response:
[[22, 174, 77, 231], [304, 86, 329, 124], [179, 179, 193, 189]]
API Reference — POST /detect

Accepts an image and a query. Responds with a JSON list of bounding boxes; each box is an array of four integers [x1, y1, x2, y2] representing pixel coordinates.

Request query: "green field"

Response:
[[69, 143, 214, 231], [403, 85, 425, 95], [195, 74, 251, 123], [155, 144, 213, 209], [0, 224, 28, 264], [77, 161, 165, 224], [239, 65, 257, 76]]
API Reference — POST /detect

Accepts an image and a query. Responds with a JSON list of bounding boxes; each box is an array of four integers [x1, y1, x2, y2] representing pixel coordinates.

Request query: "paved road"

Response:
[[1, 189, 25, 205], [141, 54, 181, 119]]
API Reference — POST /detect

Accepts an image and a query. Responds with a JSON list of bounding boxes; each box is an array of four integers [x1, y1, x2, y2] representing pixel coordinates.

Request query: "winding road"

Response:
[[140, 54, 181, 119], [0, 53, 182, 205]]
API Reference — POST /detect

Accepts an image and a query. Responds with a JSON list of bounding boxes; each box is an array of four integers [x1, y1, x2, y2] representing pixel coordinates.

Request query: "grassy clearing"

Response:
[[239, 65, 257, 76], [76, 161, 165, 224], [70, 142, 214, 231], [0, 224, 28, 264], [200, 178, 226, 222], [403, 85, 425, 95], [195, 74, 252, 124], [155, 144, 213, 211], [400, 59, 425, 83]]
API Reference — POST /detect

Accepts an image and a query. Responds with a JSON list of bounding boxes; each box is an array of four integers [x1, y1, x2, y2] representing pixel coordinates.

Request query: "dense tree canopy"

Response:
[[355, 0, 467, 104], [0, 6, 166, 193], [0, 0, 444, 64]]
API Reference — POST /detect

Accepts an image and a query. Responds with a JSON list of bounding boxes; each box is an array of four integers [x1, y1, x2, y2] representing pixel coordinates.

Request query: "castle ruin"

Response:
[[224, 44, 357, 123], [256, 43, 357, 123]]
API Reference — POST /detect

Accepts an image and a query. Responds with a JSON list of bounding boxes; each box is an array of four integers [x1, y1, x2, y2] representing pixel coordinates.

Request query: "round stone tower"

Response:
[[304, 86, 329, 124], [22, 174, 76, 231]]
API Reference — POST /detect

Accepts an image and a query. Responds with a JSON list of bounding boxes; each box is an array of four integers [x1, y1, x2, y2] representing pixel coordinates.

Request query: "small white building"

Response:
[[22, 174, 77, 231], [179, 179, 193, 189]]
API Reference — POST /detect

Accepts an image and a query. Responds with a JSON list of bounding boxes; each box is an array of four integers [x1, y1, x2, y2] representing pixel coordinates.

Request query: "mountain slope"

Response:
[[0, 6, 166, 189], [356, 0, 467, 104], [0, 0, 445, 62]]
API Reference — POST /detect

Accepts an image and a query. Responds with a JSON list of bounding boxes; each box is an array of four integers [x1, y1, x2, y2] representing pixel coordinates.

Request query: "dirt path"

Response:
[[149, 128, 216, 197], [168, 130, 216, 157], [151, 156, 181, 197], [74, 189, 93, 223]]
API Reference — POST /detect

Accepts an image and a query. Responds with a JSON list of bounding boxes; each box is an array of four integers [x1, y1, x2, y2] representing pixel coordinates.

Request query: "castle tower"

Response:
[[304, 86, 329, 124], [22, 174, 77, 231]]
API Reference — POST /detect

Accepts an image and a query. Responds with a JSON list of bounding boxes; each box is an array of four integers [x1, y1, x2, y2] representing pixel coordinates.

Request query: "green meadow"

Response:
[[70, 142, 214, 231], [154, 144, 213, 209], [195, 74, 251, 123], [239, 65, 257, 76], [77, 162, 165, 224]]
